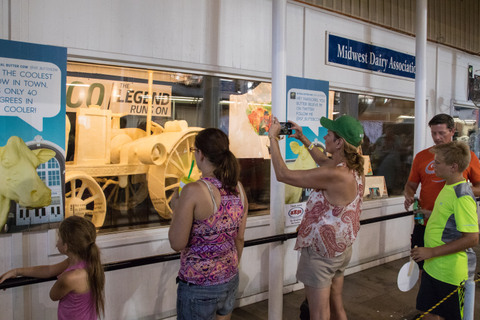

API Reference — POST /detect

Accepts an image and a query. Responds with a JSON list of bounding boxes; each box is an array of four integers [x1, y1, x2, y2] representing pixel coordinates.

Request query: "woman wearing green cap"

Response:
[[269, 115, 365, 320]]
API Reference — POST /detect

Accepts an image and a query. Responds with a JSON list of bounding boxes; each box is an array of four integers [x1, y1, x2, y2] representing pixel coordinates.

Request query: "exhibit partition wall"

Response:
[[1, 1, 480, 319]]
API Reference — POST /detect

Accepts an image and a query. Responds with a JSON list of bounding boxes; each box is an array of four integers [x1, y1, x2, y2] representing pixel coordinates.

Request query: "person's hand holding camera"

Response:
[[288, 120, 304, 140], [268, 117, 281, 141]]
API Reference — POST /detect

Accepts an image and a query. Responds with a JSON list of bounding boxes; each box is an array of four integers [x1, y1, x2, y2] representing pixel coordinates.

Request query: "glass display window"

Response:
[[65, 62, 271, 233], [453, 106, 480, 158], [332, 91, 415, 197], [64, 62, 419, 232]]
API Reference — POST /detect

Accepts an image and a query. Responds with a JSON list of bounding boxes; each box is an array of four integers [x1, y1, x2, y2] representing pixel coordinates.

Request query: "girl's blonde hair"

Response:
[[59, 216, 105, 317], [431, 141, 471, 172]]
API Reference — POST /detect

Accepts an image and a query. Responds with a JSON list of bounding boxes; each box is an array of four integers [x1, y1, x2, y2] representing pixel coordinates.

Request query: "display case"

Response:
[[63, 62, 273, 233], [1, 59, 419, 233], [332, 91, 415, 197]]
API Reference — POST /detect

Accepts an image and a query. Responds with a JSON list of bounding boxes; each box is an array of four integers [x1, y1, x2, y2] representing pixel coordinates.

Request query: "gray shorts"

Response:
[[296, 246, 352, 289]]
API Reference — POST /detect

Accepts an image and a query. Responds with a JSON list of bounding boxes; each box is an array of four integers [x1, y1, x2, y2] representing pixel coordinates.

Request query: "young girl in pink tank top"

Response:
[[0, 216, 105, 320]]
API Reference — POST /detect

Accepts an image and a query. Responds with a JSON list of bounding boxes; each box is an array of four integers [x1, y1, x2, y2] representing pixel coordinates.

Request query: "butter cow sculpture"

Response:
[[0, 136, 55, 230]]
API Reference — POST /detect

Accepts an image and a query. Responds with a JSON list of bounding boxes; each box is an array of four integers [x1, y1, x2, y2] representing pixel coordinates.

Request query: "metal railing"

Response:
[[0, 210, 413, 290]]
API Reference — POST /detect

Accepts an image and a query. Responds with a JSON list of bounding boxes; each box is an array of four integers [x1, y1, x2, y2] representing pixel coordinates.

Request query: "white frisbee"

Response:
[[397, 260, 419, 292]]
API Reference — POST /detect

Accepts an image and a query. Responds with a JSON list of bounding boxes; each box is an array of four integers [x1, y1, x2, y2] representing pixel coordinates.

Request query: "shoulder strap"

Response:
[[200, 179, 218, 214], [238, 182, 245, 208]]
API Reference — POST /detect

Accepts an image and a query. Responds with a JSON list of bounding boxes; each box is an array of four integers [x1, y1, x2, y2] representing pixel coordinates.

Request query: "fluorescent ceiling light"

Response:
[[66, 83, 90, 87]]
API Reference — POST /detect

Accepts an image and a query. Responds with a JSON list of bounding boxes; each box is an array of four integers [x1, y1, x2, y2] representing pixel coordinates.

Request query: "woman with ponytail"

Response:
[[269, 115, 364, 320], [169, 128, 248, 320], [0, 216, 105, 320]]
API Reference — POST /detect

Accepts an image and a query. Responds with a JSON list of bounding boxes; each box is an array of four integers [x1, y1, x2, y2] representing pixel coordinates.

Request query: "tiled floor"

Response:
[[232, 246, 480, 320]]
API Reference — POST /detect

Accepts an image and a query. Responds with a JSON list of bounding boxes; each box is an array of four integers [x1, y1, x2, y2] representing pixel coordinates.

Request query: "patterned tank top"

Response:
[[178, 177, 245, 286], [295, 163, 364, 258]]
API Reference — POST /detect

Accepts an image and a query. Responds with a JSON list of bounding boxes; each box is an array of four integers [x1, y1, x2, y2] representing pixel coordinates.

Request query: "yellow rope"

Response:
[[415, 278, 480, 320]]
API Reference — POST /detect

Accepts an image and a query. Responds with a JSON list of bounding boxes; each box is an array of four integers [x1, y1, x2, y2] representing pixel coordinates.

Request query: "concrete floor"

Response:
[[232, 246, 480, 320]]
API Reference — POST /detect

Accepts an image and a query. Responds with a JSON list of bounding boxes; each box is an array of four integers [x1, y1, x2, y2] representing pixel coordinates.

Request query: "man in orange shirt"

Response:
[[404, 113, 480, 269]]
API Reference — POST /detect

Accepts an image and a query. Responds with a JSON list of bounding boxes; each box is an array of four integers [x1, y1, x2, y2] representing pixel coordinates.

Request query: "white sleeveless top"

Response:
[[294, 163, 364, 258]]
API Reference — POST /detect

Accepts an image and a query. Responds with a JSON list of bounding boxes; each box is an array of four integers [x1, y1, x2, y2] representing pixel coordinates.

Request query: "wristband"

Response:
[[269, 136, 281, 141], [308, 142, 315, 150]]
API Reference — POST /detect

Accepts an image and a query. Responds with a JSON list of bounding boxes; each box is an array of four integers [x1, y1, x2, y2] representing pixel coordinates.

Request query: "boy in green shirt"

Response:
[[411, 141, 479, 320]]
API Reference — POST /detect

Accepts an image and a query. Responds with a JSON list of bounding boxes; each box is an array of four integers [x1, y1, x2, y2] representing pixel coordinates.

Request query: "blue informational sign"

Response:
[[286, 76, 329, 160], [327, 33, 416, 79], [0, 39, 67, 148], [284, 76, 329, 224], [0, 39, 67, 231]]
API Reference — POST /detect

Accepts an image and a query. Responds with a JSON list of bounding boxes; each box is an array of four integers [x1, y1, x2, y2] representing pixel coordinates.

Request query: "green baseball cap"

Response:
[[320, 115, 364, 147]]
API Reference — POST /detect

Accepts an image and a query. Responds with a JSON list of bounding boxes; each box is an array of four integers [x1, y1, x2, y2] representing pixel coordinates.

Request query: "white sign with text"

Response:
[[287, 88, 326, 133], [0, 57, 61, 131]]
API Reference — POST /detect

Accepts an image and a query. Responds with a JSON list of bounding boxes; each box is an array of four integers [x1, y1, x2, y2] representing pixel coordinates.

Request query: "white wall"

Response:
[[289, 3, 480, 149], [1, 1, 480, 319], [3, 0, 273, 79], [0, 205, 410, 320], [301, 8, 415, 99]]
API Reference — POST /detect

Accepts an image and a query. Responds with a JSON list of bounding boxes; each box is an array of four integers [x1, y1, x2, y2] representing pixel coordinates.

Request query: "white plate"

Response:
[[397, 260, 419, 292]]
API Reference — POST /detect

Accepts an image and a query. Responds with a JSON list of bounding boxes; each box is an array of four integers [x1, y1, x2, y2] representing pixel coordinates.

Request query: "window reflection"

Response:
[[333, 92, 415, 196], [66, 62, 271, 232], [65, 61, 419, 233], [453, 106, 480, 158]]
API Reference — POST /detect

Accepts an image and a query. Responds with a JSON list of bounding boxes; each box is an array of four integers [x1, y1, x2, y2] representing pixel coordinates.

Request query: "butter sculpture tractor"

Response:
[[65, 106, 201, 227]]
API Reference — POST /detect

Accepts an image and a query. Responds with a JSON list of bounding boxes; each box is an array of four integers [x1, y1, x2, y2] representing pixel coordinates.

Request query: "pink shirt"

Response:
[[57, 261, 97, 320], [295, 163, 364, 258], [179, 177, 245, 286]]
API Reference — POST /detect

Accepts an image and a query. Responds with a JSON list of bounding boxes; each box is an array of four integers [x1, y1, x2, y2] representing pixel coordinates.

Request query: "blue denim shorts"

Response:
[[176, 273, 239, 320]]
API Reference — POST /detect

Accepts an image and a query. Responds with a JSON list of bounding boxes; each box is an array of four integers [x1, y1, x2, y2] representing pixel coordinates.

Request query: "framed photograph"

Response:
[[364, 176, 388, 199]]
